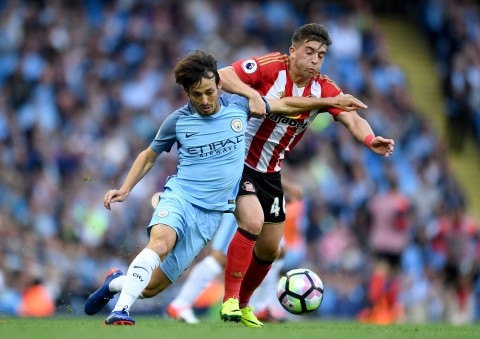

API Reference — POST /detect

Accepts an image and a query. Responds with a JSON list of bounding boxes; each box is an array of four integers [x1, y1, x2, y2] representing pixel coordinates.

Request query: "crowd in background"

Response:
[[0, 0, 479, 324], [420, 0, 480, 153]]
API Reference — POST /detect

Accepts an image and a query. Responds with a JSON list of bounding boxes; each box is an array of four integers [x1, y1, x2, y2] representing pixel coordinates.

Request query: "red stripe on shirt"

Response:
[[288, 129, 306, 154], [267, 126, 297, 172], [265, 73, 312, 172], [245, 118, 277, 168]]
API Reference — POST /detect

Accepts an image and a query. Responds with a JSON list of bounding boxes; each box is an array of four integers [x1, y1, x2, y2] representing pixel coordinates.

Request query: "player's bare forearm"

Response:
[[337, 112, 374, 142], [219, 66, 266, 117], [330, 94, 367, 112], [120, 148, 158, 194], [337, 111, 394, 157], [104, 148, 158, 210], [268, 94, 367, 116]]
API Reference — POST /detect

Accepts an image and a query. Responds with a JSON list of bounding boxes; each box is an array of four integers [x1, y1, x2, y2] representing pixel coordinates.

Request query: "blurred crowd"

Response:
[[0, 0, 479, 324], [420, 0, 480, 153]]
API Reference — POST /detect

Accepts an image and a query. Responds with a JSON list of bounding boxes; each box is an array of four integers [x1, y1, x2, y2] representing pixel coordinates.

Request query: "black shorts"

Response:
[[237, 165, 285, 223]]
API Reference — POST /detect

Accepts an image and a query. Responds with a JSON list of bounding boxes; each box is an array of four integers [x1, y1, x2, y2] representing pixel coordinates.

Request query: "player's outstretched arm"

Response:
[[219, 66, 266, 118], [329, 94, 367, 112], [267, 94, 367, 116], [336, 111, 394, 158], [104, 147, 159, 210]]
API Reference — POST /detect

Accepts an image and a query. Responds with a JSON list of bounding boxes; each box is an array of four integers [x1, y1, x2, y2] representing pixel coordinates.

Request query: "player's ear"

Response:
[[289, 46, 295, 56], [218, 79, 222, 90]]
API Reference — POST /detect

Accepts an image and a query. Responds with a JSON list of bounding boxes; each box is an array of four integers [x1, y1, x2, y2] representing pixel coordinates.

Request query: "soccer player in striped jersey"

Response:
[[218, 23, 395, 327], [84, 49, 368, 326]]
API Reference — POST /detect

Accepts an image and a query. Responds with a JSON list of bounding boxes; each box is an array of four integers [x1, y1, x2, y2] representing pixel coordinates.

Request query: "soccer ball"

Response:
[[277, 268, 324, 315]]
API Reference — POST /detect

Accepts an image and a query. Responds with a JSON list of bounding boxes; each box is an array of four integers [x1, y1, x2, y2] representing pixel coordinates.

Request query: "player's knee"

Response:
[[146, 240, 169, 259], [238, 217, 263, 235]]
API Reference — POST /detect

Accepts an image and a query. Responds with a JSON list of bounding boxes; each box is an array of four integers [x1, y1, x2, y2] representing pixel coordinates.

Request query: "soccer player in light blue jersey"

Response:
[[84, 50, 367, 326]]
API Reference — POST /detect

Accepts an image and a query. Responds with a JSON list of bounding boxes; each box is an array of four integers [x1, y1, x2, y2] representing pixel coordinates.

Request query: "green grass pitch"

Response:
[[1, 317, 480, 339]]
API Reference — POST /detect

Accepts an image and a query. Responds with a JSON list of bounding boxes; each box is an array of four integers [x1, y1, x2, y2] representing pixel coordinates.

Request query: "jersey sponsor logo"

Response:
[[241, 59, 258, 74], [265, 112, 308, 129], [158, 210, 169, 217], [186, 132, 200, 138], [187, 135, 243, 158], [242, 181, 255, 192], [231, 118, 243, 132]]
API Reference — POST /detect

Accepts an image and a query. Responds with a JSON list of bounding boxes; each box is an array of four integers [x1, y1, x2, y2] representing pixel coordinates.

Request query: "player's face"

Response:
[[188, 77, 222, 116], [289, 40, 328, 81]]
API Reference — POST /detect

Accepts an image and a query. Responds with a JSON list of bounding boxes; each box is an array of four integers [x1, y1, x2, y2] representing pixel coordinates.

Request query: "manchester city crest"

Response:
[[158, 210, 169, 217], [231, 118, 243, 132]]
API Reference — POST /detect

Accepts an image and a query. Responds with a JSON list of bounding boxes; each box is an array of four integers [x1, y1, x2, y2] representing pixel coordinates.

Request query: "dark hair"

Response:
[[292, 23, 332, 47], [174, 50, 220, 92]]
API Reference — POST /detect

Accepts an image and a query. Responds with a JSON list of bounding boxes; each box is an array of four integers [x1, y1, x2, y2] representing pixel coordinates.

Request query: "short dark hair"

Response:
[[174, 50, 220, 92], [292, 23, 332, 47]]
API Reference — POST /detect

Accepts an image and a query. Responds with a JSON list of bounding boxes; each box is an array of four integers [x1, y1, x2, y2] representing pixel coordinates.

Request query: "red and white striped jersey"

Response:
[[231, 52, 343, 173]]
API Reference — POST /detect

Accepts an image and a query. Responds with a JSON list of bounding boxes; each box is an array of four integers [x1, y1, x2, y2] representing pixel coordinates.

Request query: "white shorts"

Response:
[[148, 189, 222, 282]]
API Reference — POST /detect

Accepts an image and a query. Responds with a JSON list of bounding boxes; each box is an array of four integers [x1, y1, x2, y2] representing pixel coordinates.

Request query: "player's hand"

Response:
[[334, 94, 367, 112], [370, 136, 395, 157], [104, 189, 128, 210], [249, 95, 267, 118]]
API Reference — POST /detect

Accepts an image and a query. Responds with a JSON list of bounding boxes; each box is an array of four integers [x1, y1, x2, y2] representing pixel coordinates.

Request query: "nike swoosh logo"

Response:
[[186, 132, 199, 138], [133, 265, 149, 273], [244, 318, 261, 325]]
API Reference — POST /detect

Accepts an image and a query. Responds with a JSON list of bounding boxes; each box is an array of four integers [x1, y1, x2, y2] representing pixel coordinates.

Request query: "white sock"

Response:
[[170, 255, 222, 309], [108, 275, 145, 299], [250, 258, 284, 311], [113, 248, 160, 312], [109, 275, 126, 293]]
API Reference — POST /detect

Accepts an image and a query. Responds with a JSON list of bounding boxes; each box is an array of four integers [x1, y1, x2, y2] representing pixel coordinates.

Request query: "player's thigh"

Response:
[[234, 194, 264, 234], [143, 267, 172, 297], [255, 222, 284, 259], [160, 207, 222, 283], [148, 189, 188, 258]]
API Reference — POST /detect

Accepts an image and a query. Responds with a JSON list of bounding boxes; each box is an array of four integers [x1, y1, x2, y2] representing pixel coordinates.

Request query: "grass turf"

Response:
[[1, 317, 480, 339]]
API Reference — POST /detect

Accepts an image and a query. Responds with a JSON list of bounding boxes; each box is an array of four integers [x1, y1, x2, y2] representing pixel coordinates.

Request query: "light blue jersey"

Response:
[[148, 94, 270, 282], [150, 94, 252, 212]]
